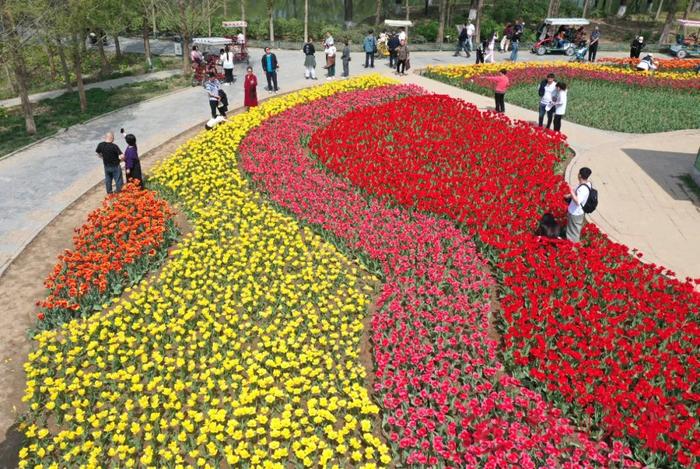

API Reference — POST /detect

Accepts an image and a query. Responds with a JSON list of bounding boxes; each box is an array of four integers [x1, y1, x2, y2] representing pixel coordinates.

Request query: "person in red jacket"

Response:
[[243, 66, 258, 110], [481, 69, 510, 113]]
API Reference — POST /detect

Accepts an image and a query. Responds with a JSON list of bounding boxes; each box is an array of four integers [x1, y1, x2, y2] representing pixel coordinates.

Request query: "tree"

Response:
[[617, 0, 628, 17], [474, 0, 484, 43], [437, 0, 447, 43], [660, 0, 679, 42], [582, 0, 591, 16], [304, 0, 308, 42], [159, 0, 207, 73], [0, 2, 37, 134], [405, 0, 409, 20], [547, 0, 561, 17], [375, 0, 381, 25], [344, 0, 352, 26], [267, 0, 274, 43], [240, 0, 245, 36]]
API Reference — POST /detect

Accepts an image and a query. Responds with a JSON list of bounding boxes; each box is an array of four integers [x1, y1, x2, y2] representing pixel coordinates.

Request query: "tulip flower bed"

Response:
[[19, 77, 399, 468], [309, 94, 700, 468], [36, 182, 177, 330], [424, 62, 700, 133], [238, 85, 638, 466], [599, 57, 700, 71]]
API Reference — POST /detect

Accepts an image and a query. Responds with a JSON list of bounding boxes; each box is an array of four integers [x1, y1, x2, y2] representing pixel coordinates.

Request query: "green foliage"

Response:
[[0, 76, 188, 157], [414, 20, 438, 43]]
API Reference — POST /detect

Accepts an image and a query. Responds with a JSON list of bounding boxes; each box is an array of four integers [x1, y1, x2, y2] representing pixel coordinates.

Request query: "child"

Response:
[[122, 132, 142, 185], [341, 40, 351, 77], [244, 66, 258, 110]]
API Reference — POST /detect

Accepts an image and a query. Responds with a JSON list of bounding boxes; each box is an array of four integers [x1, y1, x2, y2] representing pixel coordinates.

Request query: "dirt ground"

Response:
[[0, 123, 203, 469]]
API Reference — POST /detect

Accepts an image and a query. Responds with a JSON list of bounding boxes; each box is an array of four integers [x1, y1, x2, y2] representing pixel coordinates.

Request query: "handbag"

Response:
[[405, 58, 411, 70]]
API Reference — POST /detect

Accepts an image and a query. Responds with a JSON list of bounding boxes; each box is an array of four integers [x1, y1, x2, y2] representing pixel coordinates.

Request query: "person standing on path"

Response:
[[262, 47, 279, 93], [122, 133, 142, 185], [204, 72, 222, 119], [303, 37, 317, 80], [341, 40, 351, 77], [588, 26, 600, 62], [398, 27, 407, 43], [96, 132, 123, 194], [388, 32, 400, 68], [396, 39, 410, 75], [509, 22, 523, 61], [325, 42, 337, 79], [220, 45, 235, 86], [565, 167, 592, 243], [481, 69, 509, 113], [244, 66, 258, 110], [484, 33, 497, 63], [552, 82, 567, 132], [363, 30, 376, 68], [324, 31, 334, 49], [465, 20, 475, 54], [454, 24, 469, 57], [630, 35, 645, 58], [538, 73, 557, 127]]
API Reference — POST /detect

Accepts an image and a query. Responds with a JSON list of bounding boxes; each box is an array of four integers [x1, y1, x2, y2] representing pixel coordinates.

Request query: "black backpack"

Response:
[[578, 183, 598, 214], [218, 89, 228, 107]]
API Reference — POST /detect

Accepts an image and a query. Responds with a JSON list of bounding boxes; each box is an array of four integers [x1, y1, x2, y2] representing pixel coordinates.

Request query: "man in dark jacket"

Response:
[[387, 32, 400, 68], [302, 38, 317, 79], [630, 35, 645, 58], [261, 47, 279, 92], [454, 24, 470, 57]]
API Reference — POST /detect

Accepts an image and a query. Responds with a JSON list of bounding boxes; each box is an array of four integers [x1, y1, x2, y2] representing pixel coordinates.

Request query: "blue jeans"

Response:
[[104, 164, 123, 194], [538, 103, 554, 127], [509, 41, 519, 61]]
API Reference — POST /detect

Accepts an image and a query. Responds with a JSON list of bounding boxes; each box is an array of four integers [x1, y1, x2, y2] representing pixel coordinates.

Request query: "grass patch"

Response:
[[0, 75, 188, 157], [0, 49, 181, 100], [425, 72, 700, 134]]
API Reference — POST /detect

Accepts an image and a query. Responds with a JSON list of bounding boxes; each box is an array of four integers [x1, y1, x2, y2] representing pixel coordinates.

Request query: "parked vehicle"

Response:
[[531, 18, 590, 56], [669, 19, 700, 59]]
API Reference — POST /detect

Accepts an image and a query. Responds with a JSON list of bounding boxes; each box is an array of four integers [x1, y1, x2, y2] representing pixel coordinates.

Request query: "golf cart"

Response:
[[191, 37, 232, 86], [669, 19, 700, 59], [531, 18, 590, 56]]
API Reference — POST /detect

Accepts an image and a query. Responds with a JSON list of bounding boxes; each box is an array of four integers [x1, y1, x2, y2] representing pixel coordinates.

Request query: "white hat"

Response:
[[639, 36, 644, 41]]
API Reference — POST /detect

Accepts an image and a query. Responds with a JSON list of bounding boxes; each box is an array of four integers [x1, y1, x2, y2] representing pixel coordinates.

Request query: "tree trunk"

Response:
[[437, 0, 447, 43], [56, 37, 73, 92], [268, 0, 275, 43], [3, 63, 18, 95], [114, 35, 122, 59], [143, 15, 153, 69], [655, 0, 664, 20], [45, 42, 58, 80], [206, 0, 212, 36], [660, 0, 679, 42], [547, 0, 561, 17], [405, 0, 409, 20], [71, 33, 88, 112], [3, 9, 37, 135], [683, 0, 694, 18], [582, 0, 590, 16], [304, 0, 309, 42], [178, 0, 192, 74], [474, 0, 484, 43], [96, 35, 110, 76], [617, 0, 628, 17], [344, 0, 353, 26], [241, 0, 246, 36], [375, 0, 382, 25], [223, 0, 227, 17]]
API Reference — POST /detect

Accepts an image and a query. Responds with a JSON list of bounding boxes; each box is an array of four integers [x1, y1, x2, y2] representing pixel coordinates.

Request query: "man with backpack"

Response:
[[566, 167, 598, 243], [454, 24, 470, 57]]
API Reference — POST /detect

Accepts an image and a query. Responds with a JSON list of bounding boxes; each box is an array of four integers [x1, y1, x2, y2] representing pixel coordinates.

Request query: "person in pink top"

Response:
[[482, 69, 510, 113]]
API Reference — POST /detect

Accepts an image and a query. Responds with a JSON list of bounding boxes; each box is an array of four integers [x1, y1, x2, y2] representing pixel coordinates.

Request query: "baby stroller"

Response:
[[570, 42, 589, 62]]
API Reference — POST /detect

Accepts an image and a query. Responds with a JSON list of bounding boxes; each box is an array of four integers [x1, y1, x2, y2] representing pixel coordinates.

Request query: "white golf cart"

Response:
[[532, 18, 590, 56]]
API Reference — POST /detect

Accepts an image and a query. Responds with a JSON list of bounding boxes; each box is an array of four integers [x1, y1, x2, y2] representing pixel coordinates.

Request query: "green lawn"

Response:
[[425, 72, 700, 133], [0, 76, 188, 157]]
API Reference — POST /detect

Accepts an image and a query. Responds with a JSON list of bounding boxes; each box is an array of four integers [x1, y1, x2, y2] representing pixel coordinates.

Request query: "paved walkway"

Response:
[[0, 70, 182, 108], [403, 75, 700, 281]]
